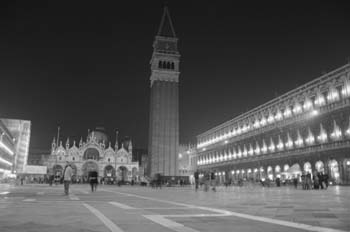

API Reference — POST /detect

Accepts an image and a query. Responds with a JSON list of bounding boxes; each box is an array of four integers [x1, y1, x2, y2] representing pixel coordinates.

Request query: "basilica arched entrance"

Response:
[[104, 165, 115, 178], [53, 164, 63, 177], [83, 148, 100, 161], [82, 161, 99, 181], [117, 166, 128, 182]]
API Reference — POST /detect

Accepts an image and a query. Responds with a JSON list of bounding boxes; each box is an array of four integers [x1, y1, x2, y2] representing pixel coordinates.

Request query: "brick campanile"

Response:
[[148, 7, 180, 177]]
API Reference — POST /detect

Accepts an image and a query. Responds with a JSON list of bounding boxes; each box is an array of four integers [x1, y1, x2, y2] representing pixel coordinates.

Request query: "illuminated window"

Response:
[[293, 101, 302, 114], [341, 78, 350, 98], [267, 111, 275, 124], [303, 97, 313, 111], [295, 130, 304, 147], [261, 140, 268, 154], [243, 145, 248, 157], [317, 123, 328, 143], [283, 106, 292, 118], [346, 116, 350, 137], [254, 141, 261, 155], [277, 135, 284, 151], [268, 138, 275, 152], [330, 120, 342, 140], [260, 116, 267, 126], [275, 109, 283, 121], [248, 144, 254, 156], [305, 128, 315, 145], [285, 132, 293, 149], [315, 91, 326, 106], [327, 85, 340, 103]]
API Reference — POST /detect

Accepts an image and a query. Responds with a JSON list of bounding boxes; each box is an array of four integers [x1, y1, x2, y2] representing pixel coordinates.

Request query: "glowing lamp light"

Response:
[[179, 153, 182, 158], [346, 161, 350, 166], [231, 170, 235, 174], [261, 144, 267, 154], [254, 168, 258, 173], [247, 169, 252, 173], [260, 117, 267, 126], [224, 140, 228, 144], [315, 93, 326, 107]]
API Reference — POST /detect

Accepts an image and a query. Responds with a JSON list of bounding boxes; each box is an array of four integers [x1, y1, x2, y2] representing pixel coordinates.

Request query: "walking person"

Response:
[[63, 162, 73, 195], [88, 171, 98, 192], [194, 170, 199, 191]]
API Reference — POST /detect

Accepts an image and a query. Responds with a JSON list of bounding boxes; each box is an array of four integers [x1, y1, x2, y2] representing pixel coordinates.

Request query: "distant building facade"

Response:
[[44, 128, 139, 182], [178, 144, 196, 177], [0, 119, 31, 179], [195, 64, 350, 185], [148, 7, 180, 177]]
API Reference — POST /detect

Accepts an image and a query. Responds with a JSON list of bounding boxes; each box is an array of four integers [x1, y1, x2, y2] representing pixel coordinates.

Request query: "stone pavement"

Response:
[[0, 183, 349, 232]]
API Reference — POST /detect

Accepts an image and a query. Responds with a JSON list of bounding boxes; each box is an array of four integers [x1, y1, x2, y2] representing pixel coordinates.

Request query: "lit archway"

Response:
[[267, 166, 273, 180], [117, 166, 128, 182], [83, 148, 100, 161], [328, 159, 340, 184], [315, 161, 324, 172], [304, 162, 312, 174], [82, 161, 99, 178]]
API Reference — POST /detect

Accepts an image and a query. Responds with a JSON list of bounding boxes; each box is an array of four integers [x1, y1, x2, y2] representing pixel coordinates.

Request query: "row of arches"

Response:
[[197, 119, 349, 166], [52, 162, 138, 182], [158, 60, 175, 70], [198, 71, 350, 148], [200, 158, 350, 185]]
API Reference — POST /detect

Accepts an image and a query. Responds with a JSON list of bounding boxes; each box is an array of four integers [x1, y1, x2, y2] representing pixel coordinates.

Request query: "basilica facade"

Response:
[[44, 128, 139, 182]]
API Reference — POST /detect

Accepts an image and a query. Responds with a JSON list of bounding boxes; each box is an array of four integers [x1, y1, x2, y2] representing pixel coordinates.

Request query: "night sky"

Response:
[[0, 1, 349, 151]]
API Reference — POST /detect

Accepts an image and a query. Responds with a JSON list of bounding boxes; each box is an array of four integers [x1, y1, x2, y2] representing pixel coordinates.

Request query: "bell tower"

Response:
[[148, 6, 180, 176]]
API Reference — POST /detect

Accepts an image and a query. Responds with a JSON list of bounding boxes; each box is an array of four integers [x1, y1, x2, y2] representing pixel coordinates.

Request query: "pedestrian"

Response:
[[63, 161, 73, 195], [88, 170, 98, 192], [210, 171, 216, 192], [293, 176, 298, 189], [194, 170, 199, 191]]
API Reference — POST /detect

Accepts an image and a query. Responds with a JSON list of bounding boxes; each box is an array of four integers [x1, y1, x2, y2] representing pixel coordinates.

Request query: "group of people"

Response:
[[194, 170, 216, 192], [295, 171, 329, 190], [61, 161, 98, 195]]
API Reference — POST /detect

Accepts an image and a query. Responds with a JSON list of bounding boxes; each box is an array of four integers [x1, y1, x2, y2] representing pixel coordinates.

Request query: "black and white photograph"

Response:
[[0, 1, 350, 231]]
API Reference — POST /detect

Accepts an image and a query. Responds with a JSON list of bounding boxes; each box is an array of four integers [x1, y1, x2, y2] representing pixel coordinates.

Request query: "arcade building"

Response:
[[195, 64, 350, 185], [44, 128, 139, 183]]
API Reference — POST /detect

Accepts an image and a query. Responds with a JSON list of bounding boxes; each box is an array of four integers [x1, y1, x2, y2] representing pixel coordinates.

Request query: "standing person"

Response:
[[293, 176, 298, 189], [194, 170, 199, 191], [89, 171, 98, 192], [210, 171, 216, 192], [63, 162, 73, 195]]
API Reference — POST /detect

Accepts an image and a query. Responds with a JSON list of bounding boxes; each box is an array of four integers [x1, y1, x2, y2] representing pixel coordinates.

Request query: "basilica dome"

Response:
[[89, 126, 109, 146]]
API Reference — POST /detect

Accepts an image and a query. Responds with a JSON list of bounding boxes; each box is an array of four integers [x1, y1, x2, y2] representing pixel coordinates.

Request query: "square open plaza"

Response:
[[0, 184, 349, 232], [1, 4, 350, 232]]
